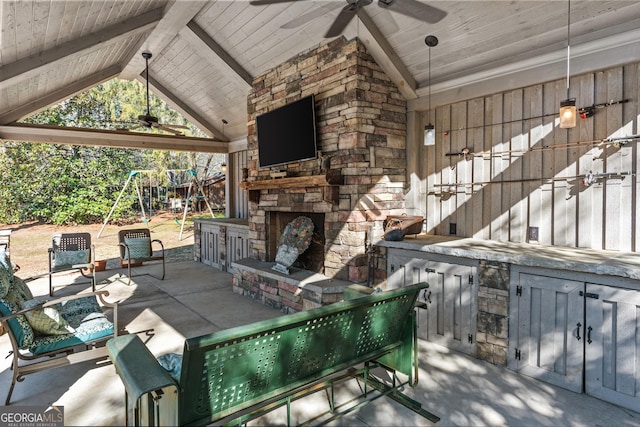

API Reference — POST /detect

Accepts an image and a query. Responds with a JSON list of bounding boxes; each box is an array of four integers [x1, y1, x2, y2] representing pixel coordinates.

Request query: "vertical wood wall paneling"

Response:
[[524, 85, 543, 244], [626, 64, 640, 252], [451, 101, 469, 237], [591, 71, 608, 249], [407, 110, 424, 218], [468, 98, 486, 239], [577, 73, 596, 248], [539, 83, 555, 245], [552, 79, 571, 247], [489, 93, 506, 241], [424, 110, 438, 232], [419, 64, 639, 253], [435, 105, 451, 235], [604, 67, 629, 251], [480, 97, 493, 240], [508, 89, 525, 243]]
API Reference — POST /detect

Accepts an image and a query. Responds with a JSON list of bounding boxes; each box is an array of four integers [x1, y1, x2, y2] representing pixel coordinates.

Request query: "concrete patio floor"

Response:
[[1, 260, 639, 426]]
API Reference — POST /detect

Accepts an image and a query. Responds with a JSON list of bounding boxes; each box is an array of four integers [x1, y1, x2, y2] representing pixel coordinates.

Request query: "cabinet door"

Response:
[[226, 229, 249, 272], [585, 284, 640, 412], [508, 273, 584, 392], [200, 224, 221, 269], [420, 261, 477, 355], [387, 253, 421, 289]]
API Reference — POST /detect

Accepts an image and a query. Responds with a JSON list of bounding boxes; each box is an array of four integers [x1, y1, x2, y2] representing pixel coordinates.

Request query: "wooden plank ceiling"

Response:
[[1, 1, 640, 153]]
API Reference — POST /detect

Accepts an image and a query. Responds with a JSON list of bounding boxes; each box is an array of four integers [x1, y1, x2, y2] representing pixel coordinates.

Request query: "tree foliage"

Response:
[[0, 79, 214, 225]]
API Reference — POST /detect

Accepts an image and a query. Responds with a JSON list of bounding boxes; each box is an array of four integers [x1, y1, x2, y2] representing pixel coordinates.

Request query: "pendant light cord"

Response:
[[566, 0, 571, 98], [145, 56, 151, 116], [428, 46, 432, 121]]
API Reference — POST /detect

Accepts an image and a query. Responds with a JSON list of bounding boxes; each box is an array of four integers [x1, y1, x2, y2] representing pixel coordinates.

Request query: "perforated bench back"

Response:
[[178, 282, 427, 425]]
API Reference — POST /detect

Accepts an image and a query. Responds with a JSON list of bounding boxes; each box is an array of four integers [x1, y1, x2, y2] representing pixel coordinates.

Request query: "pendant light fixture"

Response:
[[559, 0, 576, 128], [424, 35, 438, 145]]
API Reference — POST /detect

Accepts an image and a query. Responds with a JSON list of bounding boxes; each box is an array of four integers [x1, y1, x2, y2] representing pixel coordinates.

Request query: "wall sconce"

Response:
[[424, 35, 438, 146], [220, 162, 227, 174], [559, 0, 576, 129], [242, 167, 249, 182]]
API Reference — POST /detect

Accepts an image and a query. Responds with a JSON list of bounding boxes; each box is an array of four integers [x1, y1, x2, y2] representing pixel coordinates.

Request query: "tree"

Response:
[[0, 78, 215, 225]]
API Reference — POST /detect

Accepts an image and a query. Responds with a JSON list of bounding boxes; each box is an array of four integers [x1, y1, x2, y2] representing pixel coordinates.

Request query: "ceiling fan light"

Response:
[[424, 124, 435, 146], [559, 98, 576, 129]]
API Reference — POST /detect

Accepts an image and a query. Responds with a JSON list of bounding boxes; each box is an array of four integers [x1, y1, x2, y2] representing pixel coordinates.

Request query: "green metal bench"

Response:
[[107, 282, 438, 426]]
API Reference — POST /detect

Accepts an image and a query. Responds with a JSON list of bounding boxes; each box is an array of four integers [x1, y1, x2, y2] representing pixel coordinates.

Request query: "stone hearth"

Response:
[[232, 258, 352, 313]]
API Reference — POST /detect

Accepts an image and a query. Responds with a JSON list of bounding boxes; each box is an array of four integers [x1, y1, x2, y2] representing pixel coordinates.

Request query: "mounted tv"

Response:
[[257, 95, 317, 168]]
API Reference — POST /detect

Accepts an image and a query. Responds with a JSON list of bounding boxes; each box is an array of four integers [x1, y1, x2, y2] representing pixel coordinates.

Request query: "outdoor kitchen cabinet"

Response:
[[387, 248, 478, 356], [196, 219, 249, 272], [508, 266, 640, 413]]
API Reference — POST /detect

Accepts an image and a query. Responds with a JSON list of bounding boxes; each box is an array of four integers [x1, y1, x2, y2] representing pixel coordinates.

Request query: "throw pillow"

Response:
[[157, 352, 183, 382], [53, 249, 90, 269], [123, 237, 151, 259], [23, 298, 75, 336]]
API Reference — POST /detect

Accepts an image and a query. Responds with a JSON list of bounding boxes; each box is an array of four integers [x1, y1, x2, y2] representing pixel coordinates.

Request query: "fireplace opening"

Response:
[[268, 212, 325, 274]]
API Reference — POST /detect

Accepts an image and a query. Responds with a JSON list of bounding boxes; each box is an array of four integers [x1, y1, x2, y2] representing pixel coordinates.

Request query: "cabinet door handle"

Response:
[[587, 326, 593, 344], [576, 322, 582, 341], [422, 290, 432, 304]]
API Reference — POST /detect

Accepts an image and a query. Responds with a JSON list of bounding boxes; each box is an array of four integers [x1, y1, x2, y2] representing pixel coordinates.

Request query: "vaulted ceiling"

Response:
[[1, 1, 639, 153]]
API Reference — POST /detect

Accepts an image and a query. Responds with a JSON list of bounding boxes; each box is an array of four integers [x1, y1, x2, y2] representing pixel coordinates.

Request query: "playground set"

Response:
[[97, 169, 216, 240]]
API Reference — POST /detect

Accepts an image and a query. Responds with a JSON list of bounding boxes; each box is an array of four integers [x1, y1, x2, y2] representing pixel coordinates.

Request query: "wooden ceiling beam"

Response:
[[0, 123, 229, 154], [143, 75, 229, 142], [0, 65, 122, 125], [357, 9, 417, 100], [183, 21, 253, 87], [120, 1, 210, 80], [0, 8, 162, 92]]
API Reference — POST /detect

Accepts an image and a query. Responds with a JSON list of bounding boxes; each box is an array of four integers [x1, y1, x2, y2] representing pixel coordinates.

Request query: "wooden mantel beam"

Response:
[[0, 123, 229, 154]]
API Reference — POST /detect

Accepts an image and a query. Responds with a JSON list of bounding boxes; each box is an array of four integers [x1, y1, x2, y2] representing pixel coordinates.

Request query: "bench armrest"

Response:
[[107, 334, 177, 402]]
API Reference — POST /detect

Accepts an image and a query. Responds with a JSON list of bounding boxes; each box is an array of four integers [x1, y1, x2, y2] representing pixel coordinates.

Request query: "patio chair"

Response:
[[48, 233, 95, 296], [118, 228, 165, 285], [0, 251, 118, 405]]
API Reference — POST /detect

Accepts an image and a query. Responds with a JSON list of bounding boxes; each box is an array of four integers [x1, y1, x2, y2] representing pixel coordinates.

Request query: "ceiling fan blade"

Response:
[[325, 3, 359, 38], [281, 4, 336, 30], [377, 0, 447, 23], [162, 123, 191, 130], [154, 123, 184, 136]]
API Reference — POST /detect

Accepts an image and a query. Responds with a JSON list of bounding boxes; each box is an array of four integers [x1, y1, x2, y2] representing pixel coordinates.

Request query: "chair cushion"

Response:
[[53, 249, 90, 269], [23, 298, 75, 336], [28, 315, 113, 355], [124, 237, 151, 259], [28, 296, 113, 355], [0, 251, 13, 298]]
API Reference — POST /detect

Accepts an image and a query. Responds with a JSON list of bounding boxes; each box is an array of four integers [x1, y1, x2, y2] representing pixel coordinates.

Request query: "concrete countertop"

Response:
[[376, 235, 640, 281], [194, 218, 249, 227]]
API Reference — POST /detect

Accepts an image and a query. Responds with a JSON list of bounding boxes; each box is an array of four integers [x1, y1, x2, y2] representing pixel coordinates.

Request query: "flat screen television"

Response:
[[257, 95, 317, 168]]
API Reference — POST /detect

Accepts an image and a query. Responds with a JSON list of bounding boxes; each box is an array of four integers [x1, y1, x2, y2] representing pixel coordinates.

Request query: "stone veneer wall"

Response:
[[477, 261, 510, 365], [246, 37, 407, 282]]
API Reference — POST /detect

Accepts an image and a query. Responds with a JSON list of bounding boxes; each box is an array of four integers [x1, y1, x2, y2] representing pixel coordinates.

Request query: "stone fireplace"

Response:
[[239, 36, 407, 292]]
